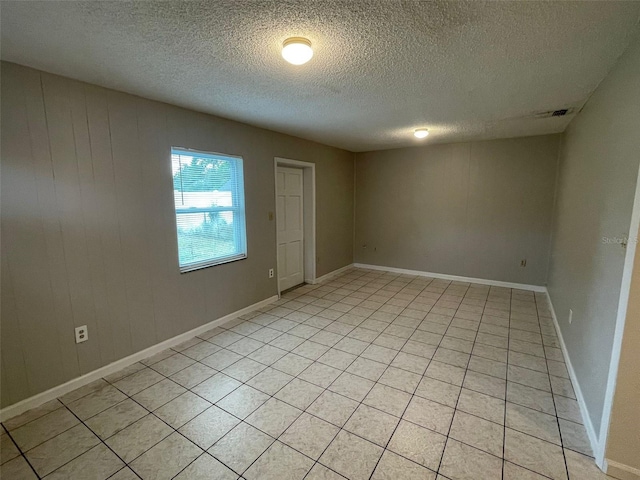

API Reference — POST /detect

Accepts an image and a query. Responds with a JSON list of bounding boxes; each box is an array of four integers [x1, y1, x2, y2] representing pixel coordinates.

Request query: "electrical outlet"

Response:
[[268, 268, 274, 278], [569, 309, 573, 324], [520, 259, 527, 267], [75, 325, 88, 344]]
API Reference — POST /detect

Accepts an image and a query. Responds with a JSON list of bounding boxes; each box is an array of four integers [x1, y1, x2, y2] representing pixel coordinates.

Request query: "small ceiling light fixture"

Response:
[[282, 37, 313, 65], [414, 128, 429, 139]]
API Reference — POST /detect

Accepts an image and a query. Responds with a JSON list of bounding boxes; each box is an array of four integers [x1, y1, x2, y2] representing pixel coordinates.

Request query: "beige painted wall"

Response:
[[547, 33, 640, 438], [354, 135, 561, 285], [0, 62, 354, 407], [606, 222, 640, 474]]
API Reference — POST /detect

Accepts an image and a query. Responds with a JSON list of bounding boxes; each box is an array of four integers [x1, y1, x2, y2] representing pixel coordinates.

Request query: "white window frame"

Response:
[[171, 147, 247, 273]]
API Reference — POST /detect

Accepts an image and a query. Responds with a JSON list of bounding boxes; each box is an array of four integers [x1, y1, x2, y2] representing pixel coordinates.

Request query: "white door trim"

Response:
[[597, 162, 640, 468], [274, 157, 316, 294]]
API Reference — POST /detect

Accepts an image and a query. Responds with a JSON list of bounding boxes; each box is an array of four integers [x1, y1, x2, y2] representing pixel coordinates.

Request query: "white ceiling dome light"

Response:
[[414, 128, 429, 138], [282, 37, 313, 65]]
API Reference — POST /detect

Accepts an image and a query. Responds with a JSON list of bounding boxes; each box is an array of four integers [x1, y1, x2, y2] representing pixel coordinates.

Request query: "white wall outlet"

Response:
[[268, 268, 274, 278], [75, 325, 88, 344], [569, 309, 573, 324]]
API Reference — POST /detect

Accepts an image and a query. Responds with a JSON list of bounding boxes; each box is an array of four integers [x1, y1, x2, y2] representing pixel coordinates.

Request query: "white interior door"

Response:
[[277, 166, 304, 291]]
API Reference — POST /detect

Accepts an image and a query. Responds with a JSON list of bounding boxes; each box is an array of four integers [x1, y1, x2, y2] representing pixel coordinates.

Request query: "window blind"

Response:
[[171, 148, 247, 272]]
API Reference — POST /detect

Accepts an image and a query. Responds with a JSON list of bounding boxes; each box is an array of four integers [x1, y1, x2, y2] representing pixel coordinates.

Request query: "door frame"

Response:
[[598, 162, 640, 470], [274, 157, 316, 295]]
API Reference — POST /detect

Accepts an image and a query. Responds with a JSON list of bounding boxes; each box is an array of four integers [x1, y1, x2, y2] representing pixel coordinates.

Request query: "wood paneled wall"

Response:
[[0, 62, 354, 407]]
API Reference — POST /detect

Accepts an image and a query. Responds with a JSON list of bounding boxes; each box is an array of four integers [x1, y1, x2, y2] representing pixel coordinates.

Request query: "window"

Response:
[[171, 148, 247, 272]]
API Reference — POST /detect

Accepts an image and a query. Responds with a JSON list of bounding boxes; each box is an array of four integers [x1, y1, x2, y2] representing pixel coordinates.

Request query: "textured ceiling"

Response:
[[2, 1, 640, 152]]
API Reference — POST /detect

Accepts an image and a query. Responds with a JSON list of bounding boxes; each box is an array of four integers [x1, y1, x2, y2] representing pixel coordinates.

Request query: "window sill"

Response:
[[179, 254, 247, 273]]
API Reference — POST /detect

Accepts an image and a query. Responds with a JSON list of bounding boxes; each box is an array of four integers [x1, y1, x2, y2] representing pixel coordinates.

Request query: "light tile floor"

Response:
[[1, 268, 615, 479]]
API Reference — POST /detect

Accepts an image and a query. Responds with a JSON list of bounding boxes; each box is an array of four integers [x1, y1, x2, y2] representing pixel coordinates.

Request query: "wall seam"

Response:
[[352, 151, 357, 263], [545, 134, 565, 288], [39, 72, 82, 384]]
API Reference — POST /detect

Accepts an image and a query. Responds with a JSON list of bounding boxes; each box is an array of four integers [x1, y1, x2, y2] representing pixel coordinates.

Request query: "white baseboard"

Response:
[[606, 459, 640, 480], [544, 290, 601, 466], [0, 295, 279, 423], [310, 263, 355, 284], [353, 263, 546, 292]]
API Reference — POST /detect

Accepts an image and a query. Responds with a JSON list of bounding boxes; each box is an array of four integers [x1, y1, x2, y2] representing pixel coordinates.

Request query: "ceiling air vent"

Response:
[[533, 108, 575, 119]]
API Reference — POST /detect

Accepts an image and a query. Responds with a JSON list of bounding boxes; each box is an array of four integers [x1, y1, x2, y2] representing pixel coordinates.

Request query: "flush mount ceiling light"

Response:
[[414, 128, 429, 139], [282, 37, 313, 65]]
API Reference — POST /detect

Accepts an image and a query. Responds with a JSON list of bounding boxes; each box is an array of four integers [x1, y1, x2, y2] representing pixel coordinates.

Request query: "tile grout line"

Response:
[[433, 281, 484, 478], [539, 290, 572, 480], [304, 272, 461, 479], [502, 286, 513, 480], [54, 404, 143, 479], [235, 269, 387, 480], [2, 269, 585, 480], [367, 279, 469, 479], [178, 274, 568, 476], [8, 301, 565, 458], [10, 330, 556, 476], [312, 275, 447, 479], [2, 426, 42, 479], [503, 292, 559, 480], [169, 268, 383, 479], [143, 275, 519, 478], [296, 275, 586, 476], [288, 270, 436, 479], [294, 271, 451, 479], [107, 374, 241, 477]]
